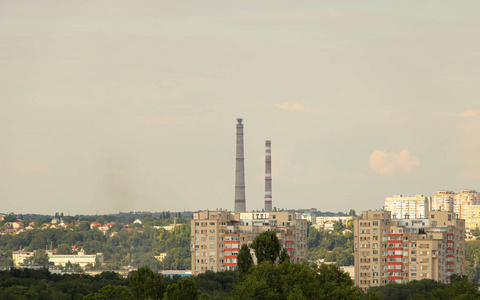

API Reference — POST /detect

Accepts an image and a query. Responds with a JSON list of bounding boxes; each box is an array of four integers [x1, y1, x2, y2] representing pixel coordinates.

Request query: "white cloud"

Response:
[[435, 110, 480, 118], [276, 102, 316, 113], [369, 150, 419, 177], [1, 159, 53, 175]]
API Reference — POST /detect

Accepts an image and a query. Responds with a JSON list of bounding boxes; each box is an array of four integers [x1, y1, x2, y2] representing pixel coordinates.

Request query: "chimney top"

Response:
[[237, 118, 243, 124]]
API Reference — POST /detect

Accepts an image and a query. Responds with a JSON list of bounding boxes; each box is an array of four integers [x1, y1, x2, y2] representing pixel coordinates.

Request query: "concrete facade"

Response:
[[354, 210, 465, 292], [431, 190, 455, 212], [234, 119, 246, 213], [384, 194, 430, 219], [191, 210, 307, 275]]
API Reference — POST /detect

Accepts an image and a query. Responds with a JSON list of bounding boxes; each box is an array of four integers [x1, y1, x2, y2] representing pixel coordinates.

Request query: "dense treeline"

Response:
[[307, 220, 354, 266], [0, 267, 236, 300], [0, 217, 191, 271], [466, 241, 480, 285], [368, 274, 480, 300]]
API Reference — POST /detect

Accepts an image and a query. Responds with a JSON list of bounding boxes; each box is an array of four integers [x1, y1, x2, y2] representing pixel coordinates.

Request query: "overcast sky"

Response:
[[1, 1, 480, 215]]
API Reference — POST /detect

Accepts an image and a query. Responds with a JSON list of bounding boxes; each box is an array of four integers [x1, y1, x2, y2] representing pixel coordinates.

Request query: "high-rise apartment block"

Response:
[[384, 195, 430, 219], [191, 210, 308, 275], [461, 205, 480, 231], [354, 210, 465, 292], [454, 190, 479, 217], [431, 190, 455, 212]]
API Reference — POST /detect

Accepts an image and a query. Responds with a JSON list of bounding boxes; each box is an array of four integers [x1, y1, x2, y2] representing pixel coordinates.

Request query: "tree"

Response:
[[85, 285, 132, 300], [237, 244, 253, 279], [57, 243, 72, 254], [232, 260, 362, 300], [33, 249, 50, 266], [251, 231, 281, 265], [78, 221, 91, 231], [348, 209, 356, 217], [3, 214, 17, 223], [164, 277, 198, 300], [279, 248, 290, 264], [129, 266, 165, 300], [472, 228, 480, 237]]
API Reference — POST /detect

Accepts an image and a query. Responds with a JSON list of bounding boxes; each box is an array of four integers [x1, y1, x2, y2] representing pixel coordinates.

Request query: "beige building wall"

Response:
[[462, 205, 480, 231], [432, 190, 455, 212], [384, 195, 430, 219], [354, 210, 465, 292], [191, 210, 307, 275], [454, 190, 479, 218]]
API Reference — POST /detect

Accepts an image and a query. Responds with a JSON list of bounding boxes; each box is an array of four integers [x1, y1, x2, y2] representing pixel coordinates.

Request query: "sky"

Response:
[[1, 1, 480, 215]]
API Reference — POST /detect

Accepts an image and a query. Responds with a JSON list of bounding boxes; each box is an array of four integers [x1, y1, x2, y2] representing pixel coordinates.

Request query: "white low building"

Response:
[[49, 251, 104, 268], [12, 250, 103, 268]]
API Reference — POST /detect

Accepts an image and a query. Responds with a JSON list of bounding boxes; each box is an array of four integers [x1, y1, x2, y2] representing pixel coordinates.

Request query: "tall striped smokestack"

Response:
[[234, 118, 246, 212], [265, 140, 272, 212]]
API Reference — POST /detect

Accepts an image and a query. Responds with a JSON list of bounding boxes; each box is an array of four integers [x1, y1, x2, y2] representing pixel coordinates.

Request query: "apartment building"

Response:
[[454, 190, 479, 218], [191, 210, 308, 275], [354, 210, 465, 291], [431, 190, 455, 212], [384, 195, 430, 219], [461, 205, 480, 231]]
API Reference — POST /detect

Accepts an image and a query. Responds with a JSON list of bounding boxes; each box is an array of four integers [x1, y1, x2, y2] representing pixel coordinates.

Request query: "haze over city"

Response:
[[2, 1, 480, 214]]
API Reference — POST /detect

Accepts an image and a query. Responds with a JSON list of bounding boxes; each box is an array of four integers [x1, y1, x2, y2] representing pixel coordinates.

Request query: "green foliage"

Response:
[[3, 214, 17, 223], [0, 218, 191, 271], [237, 244, 253, 280], [164, 277, 198, 300], [33, 249, 49, 266], [0, 251, 13, 268], [307, 226, 353, 266], [472, 228, 480, 237], [57, 243, 72, 254], [232, 260, 362, 300], [251, 231, 281, 265], [370, 277, 480, 300], [129, 266, 165, 300], [0, 268, 130, 299], [279, 248, 290, 264], [84, 285, 132, 300], [194, 270, 237, 299]]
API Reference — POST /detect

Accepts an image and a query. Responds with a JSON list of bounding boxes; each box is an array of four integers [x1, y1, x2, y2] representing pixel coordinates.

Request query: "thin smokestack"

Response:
[[234, 118, 246, 212], [265, 140, 272, 212]]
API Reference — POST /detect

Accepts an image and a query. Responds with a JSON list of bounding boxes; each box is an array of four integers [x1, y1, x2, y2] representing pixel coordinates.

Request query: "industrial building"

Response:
[[191, 119, 307, 275]]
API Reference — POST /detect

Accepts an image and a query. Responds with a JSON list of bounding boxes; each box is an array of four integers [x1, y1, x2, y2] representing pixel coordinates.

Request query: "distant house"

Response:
[[12, 222, 24, 229], [25, 225, 34, 231], [90, 222, 102, 229], [155, 253, 167, 262], [12, 250, 34, 266], [133, 219, 143, 225], [51, 218, 60, 224], [1, 229, 16, 235]]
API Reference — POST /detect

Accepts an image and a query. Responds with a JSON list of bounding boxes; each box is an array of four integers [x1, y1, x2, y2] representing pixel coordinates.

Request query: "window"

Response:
[[209, 236, 215, 241]]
